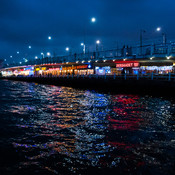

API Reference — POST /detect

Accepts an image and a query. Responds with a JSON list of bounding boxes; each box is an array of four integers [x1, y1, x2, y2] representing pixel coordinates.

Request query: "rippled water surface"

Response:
[[0, 79, 175, 175]]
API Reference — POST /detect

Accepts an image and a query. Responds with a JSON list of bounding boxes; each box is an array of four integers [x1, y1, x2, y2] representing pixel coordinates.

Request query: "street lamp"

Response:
[[140, 29, 146, 55], [28, 46, 31, 49], [10, 56, 12, 58], [156, 27, 167, 44], [41, 52, 44, 58], [91, 17, 96, 23], [35, 56, 38, 59], [156, 27, 161, 32], [96, 40, 100, 52], [96, 40, 100, 44], [66, 47, 69, 51], [47, 52, 51, 57], [17, 51, 19, 54], [81, 43, 86, 54], [48, 36, 51, 40]]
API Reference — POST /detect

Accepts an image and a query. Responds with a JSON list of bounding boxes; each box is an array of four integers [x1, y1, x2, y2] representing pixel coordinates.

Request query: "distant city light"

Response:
[[81, 43, 84, 46], [10, 56, 12, 58], [17, 51, 19, 54], [66, 47, 69, 51], [48, 36, 52, 40], [35, 56, 38, 59], [91, 17, 96, 23], [41, 52, 44, 55], [156, 27, 161, 32], [29, 46, 31, 49], [96, 40, 100, 44]]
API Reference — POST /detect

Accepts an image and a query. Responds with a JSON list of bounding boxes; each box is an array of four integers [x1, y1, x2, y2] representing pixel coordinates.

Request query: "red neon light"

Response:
[[116, 62, 139, 68]]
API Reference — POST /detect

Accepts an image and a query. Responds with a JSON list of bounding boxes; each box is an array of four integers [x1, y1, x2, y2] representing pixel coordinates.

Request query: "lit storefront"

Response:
[[61, 64, 94, 75], [114, 61, 140, 75], [139, 61, 174, 74], [95, 66, 112, 75]]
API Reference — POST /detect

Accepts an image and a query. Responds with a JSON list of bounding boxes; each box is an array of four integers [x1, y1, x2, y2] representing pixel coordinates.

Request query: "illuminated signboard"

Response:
[[42, 67, 46, 70], [62, 65, 89, 70], [48, 68, 60, 71], [116, 62, 139, 68], [35, 68, 40, 71]]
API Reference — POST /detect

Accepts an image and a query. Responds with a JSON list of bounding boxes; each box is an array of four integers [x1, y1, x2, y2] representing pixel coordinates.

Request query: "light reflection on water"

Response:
[[0, 80, 175, 175]]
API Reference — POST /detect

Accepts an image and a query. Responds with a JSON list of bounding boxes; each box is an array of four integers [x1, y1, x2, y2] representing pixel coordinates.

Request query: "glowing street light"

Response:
[[96, 40, 100, 44], [48, 36, 52, 40], [47, 52, 51, 56], [35, 56, 38, 59], [17, 51, 19, 54], [28, 46, 31, 49], [10, 56, 12, 58], [65, 47, 70, 51], [156, 27, 161, 32], [41, 52, 44, 58], [81, 43, 86, 54], [91, 17, 96, 23]]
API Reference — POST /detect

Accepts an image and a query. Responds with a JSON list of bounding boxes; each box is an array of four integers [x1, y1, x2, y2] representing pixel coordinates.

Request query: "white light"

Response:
[[48, 36, 51, 40], [29, 46, 31, 49], [150, 57, 154, 60], [76, 61, 79, 63], [88, 60, 91, 63], [96, 40, 100, 44], [41, 52, 44, 55], [91, 17, 96, 23], [19, 62, 22, 64], [82, 60, 85, 63], [10, 56, 12, 58], [17, 51, 19, 54], [103, 60, 106, 62], [25, 59, 28, 62], [4, 59, 6, 61], [95, 60, 98, 62], [35, 56, 38, 59], [156, 27, 161, 32], [113, 59, 115, 62], [66, 47, 69, 51], [47, 52, 51, 56], [166, 56, 171, 59], [81, 43, 84, 46], [66, 62, 69, 64]]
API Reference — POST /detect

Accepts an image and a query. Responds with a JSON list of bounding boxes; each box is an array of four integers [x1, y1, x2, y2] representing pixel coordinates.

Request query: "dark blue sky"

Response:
[[0, 0, 175, 63]]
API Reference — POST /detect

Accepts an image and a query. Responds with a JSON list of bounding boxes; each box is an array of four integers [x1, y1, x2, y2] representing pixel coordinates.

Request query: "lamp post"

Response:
[[82, 17, 96, 55], [96, 40, 100, 59], [140, 29, 146, 56], [96, 40, 100, 52], [81, 43, 85, 54], [156, 27, 167, 44]]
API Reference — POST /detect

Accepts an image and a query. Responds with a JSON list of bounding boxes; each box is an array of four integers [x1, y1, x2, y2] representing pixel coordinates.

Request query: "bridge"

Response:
[[2, 41, 175, 68]]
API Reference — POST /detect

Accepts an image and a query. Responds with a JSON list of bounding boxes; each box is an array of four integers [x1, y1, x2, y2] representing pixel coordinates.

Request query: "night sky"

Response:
[[0, 0, 175, 63]]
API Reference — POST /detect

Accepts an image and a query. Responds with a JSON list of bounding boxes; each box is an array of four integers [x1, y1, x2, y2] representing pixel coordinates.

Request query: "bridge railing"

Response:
[[30, 72, 175, 81]]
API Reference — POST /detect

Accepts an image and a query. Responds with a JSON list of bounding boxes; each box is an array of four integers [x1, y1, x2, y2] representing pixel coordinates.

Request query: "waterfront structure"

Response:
[[1, 42, 175, 77]]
